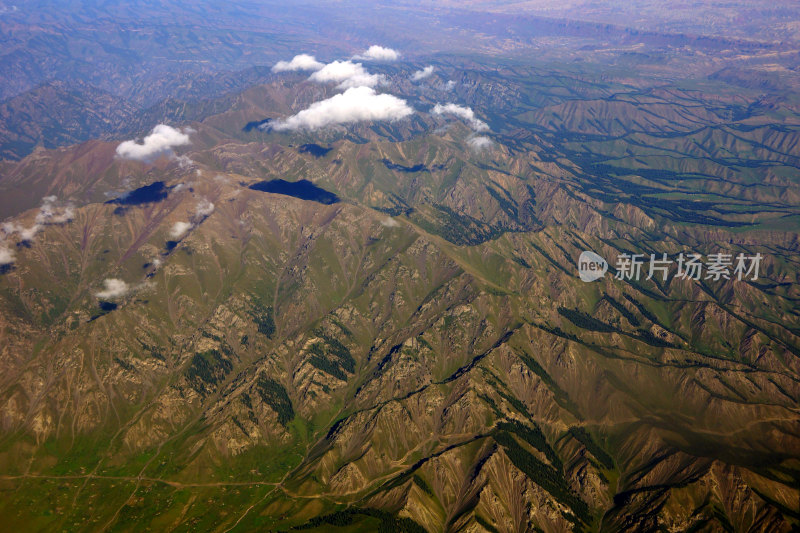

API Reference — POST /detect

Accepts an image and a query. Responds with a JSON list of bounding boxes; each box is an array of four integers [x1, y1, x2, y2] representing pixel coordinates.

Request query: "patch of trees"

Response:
[[249, 302, 275, 338], [308, 334, 355, 381], [413, 204, 503, 246], [495, 430, 590, 525], [186, 349, 232, 394], [558, 307, 616, 333], [412, 475, 434, 497], [622, 294, 660, 324], [256, 377, 294, 427], [498, 420, 562, 470], [292, 508, 426, 532], [568, 427, 614, 470], [603, 295, 641, 327]]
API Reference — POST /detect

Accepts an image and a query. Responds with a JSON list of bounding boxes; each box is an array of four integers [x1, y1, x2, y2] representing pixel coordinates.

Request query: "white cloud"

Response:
[[272, 53, 325, 72], [411, 66, 434, 81], [433, 103, 489, 132], [49, 206, 74, 224], [194, 199, 215, 219], [36, 196, 74, 225], [174, 154, 194, 168], [468, 136, 494, 151], [380, 217, 400, 228], [355, 45, 400, 61], [308, 60, 384, 89], [169, 221, 193, 240], [116, 124, 192, 162], [18, 225, 39, 242], [1, 222, 26, 241], [0, 243, 15, 266], [444, 80, 456, 91], [95, 279, 130, 300], [271, 86, 413, 131], [1, 222, 18, 236], [168, 200, 214, 240], [2, 196, 74, 243]]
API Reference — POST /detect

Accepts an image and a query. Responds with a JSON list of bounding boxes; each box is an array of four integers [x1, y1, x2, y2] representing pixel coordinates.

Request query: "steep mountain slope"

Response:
[[0, 72, 798, 531], [0, 81, 136, 161], [4, 0, 800, 163]]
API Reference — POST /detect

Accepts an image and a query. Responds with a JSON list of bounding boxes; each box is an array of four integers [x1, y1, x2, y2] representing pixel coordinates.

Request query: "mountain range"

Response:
[[0, 2, 799, 532]]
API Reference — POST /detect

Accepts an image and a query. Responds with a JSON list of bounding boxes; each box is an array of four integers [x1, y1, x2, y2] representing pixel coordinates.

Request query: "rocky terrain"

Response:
[[0, 2, 799, 532]]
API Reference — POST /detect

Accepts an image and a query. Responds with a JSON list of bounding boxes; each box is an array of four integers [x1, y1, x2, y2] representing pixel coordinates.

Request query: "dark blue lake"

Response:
[[249, 179, 340, 205], [108, 181, 169, 206], [298, 144, 332, 157]]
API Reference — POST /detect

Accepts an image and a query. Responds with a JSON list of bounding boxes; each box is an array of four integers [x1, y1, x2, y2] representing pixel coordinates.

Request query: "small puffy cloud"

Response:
[[1, 222, 18, 236], [468, 135, 494, 151], [411, 66, 434, 81], [444, 80, 456, 91], [355, 45, 400, 61], [116, 124, 192, 162], [169, 221, 193, 240], [174, 154, 194, 168], [309, 60, 384, 89], [18, 225, 39, 242], [0, 243, 15, 266], [49, 206, 74, 224], [169, 199, 214, 239], [2, 196, 74, 243], [433, 103, 489, 132], [194, 199, 215, 219], [95, 279, 130, 300], [380, 217, 400, 228], [36, 195, 74, 225], [272, 53, 325, 72], [271, 86, 413, 131]]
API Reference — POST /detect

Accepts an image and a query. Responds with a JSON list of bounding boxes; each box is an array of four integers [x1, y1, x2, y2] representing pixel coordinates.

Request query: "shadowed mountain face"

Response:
[[1, 2, 800, 532]]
